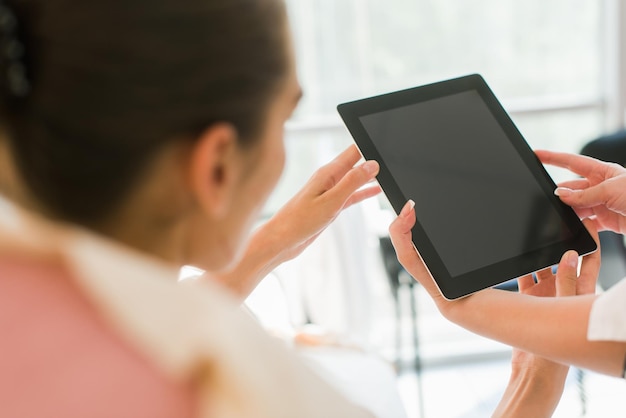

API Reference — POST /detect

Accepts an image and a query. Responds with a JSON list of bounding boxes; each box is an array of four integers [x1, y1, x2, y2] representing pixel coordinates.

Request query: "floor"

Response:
[[388, 283, 626, 418], [396, 357, 626, 418]]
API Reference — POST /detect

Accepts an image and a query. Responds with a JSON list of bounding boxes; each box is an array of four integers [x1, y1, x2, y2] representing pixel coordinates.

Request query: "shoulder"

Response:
[[65, 232, 374, 418], [0, 196, 372, 418], [0, 256, 195, 418]]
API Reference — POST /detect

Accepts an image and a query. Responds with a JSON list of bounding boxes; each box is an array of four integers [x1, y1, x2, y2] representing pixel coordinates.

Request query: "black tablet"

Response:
[[337, 74, 597, 300]]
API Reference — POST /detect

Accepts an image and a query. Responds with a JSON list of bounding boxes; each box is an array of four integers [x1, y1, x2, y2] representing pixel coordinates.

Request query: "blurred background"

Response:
[[247, 1, 626, 417]]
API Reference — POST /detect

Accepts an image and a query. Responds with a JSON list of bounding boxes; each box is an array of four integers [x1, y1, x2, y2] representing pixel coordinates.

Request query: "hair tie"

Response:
[[0, 1, 30, 98]]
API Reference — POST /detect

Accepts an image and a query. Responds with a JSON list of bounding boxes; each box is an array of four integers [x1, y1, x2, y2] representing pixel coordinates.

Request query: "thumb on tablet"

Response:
[[555, 250, 579, 297]]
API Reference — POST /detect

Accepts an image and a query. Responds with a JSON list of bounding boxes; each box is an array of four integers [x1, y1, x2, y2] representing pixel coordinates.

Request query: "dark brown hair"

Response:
[[0, 0, 288, 225]]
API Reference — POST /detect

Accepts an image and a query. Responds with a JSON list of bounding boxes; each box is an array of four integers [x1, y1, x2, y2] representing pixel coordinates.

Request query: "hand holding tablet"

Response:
[[338, 74, 597, 299]]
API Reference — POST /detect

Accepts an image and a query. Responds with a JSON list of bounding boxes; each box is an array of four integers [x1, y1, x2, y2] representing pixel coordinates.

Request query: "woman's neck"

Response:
[[0, 136, 195, 268], [91, 141, 196, 266]]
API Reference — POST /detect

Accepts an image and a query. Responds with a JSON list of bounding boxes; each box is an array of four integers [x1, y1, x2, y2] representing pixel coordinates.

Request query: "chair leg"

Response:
[[576, 368, 587, 416], [394, 289, 402, 369], [409, 282, 426, 417]]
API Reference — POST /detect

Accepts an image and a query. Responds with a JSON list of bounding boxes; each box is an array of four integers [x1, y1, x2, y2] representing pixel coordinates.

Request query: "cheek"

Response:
[[270, 137, 286, 185], [216, 134, 286, 271], [258, 129, 286, 197], [243, 133, 285, 214]]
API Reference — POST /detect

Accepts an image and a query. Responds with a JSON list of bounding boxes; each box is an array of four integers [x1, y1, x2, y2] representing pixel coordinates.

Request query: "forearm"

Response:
[[444, 289, 626, 376], [492, 363, 568, 418]]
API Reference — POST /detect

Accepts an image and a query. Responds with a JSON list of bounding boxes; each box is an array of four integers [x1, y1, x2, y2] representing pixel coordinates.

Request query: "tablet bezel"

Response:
[[337, 74, 597, 299]]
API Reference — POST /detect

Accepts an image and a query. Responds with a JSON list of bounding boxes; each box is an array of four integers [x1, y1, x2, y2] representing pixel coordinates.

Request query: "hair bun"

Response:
[[0, 1, 30, 99]]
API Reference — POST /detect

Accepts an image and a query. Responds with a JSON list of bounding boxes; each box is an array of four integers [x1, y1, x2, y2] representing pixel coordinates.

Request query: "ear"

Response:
[[188, 123, 241, 218]]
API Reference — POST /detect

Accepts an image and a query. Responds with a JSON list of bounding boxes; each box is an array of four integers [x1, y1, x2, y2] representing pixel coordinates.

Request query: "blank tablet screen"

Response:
[[338, 74, 596, 299], [359, 90, 570, 277]]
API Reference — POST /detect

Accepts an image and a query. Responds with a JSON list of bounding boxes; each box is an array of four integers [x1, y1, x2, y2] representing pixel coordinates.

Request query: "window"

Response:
[[267, 0, 610, 214]]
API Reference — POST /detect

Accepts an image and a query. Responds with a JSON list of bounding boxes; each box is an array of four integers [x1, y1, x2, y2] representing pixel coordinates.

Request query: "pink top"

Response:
[[0, 257, 196, 418]]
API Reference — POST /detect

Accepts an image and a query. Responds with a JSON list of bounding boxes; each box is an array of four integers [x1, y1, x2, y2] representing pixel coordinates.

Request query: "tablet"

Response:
[[337, 74, 597, 300]]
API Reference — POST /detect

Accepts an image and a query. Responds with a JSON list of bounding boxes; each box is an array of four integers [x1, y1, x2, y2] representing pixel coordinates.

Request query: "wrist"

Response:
[[247, 219, 285, 275], [493, 361, 568, 418], [256, 216, 290, 267], [511, 358, 569, 405], [509, 362, 569, 389]]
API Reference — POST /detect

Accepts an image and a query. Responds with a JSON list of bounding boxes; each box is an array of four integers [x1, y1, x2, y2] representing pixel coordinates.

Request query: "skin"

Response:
[[388, 150, 626, 416]]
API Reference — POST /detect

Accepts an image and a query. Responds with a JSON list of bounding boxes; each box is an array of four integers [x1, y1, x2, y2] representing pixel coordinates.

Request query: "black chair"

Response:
[[581, 129, 626, 167]]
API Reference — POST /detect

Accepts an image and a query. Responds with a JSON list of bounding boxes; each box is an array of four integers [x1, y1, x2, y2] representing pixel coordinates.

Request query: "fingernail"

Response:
[[554, 187, 573, 197], [400, 199, 415, 217], [566, 251, 579, 268], [362, 160, 379, 175]]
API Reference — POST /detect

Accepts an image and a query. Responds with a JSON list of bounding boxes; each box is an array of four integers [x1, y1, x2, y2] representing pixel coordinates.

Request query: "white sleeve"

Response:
[[587, 278, 626, 342]]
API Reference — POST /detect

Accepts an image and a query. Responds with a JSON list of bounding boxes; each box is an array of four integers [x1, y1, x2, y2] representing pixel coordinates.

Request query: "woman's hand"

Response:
[[263, 144, 381, 263], [493, 237, 598, 418], [212, 145, 380, 297], [388, 200, 448, 308], [388, 199, 600, 314], [536, 150, 626, 234]]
